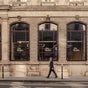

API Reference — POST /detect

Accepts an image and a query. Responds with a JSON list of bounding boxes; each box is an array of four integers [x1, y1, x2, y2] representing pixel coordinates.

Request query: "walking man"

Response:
[[47, 57, 57, 78]]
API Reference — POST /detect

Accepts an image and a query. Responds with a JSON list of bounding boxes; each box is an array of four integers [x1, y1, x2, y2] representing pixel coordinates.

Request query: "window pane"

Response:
[[14, 32, 25, 42], [53, 31, 57, 41], [67, 42, 83, 61], [39, 42, 57, 61], [43, 31, 53, 41], [14, 42, 29, 60], [67, 22, 85, 30], [45, 23, 50, 30], [68, 32, 83, 41]]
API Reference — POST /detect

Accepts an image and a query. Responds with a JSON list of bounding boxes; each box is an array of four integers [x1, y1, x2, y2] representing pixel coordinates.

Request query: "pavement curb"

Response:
[[0, 78, 88, 82]]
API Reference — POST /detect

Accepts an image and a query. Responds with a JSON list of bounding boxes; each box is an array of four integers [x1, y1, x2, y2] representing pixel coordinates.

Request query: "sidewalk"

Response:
[[0, 76, 88, 82]]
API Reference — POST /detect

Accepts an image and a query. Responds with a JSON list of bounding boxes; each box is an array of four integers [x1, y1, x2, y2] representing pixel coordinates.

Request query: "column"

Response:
[[1, 17, 9, 62], [59, 22, 67, 63], [3, 0, 9, 5], [30, 19, 38, 63]]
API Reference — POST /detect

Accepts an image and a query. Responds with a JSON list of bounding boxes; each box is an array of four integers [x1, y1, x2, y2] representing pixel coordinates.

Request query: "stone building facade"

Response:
[[0, 0, 88, 78]]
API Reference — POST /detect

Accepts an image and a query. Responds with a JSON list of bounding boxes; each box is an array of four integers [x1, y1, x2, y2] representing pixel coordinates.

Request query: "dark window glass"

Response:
[[45, 23, 50, 30], [67, 22, 86, 61], [10, 22, 29, 61], [38, 22, 58, 61]]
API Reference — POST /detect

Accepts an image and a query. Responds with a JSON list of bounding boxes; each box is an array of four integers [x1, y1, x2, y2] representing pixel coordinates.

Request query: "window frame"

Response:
[[10, 22, 30, 61], [38, 22, 58, 61], [67, 22, 87, 61]]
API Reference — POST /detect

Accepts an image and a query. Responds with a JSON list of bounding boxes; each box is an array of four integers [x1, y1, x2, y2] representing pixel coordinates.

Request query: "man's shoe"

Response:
[[46, 76, 49, 78], [55, 76, 57, 78]]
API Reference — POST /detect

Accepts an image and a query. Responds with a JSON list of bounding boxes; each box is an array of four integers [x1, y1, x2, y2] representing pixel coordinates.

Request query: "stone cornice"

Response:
[[0, 5, 88, 11], [0, 5, 10, 10], [10, 5, 88, 11]]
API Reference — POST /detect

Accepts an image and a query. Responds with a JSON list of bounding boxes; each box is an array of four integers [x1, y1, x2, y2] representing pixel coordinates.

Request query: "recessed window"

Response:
[[67, 22, 87, 61], [10, 22, 29, 61], [38, 22, 58, 61]]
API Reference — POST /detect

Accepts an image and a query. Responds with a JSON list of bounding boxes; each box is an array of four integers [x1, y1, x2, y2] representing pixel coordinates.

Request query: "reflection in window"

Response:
[[10, 22, 29, 61], [67, 22, 86, 61], [38, 22, 58, 61]]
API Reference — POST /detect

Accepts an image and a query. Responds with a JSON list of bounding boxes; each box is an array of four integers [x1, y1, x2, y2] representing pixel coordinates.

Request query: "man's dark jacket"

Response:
[[50, 60, 54, 70]]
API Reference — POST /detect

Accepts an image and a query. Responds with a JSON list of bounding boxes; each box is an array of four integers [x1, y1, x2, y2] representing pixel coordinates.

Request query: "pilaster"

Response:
[[59, 22, 67, 63], [1, 17, 9, 62], [3, 0, 9, 5], [30, 19, 38, 63]]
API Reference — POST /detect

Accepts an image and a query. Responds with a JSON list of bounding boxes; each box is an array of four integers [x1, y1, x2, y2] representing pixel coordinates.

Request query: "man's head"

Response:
[[50, 57, 53, 61]]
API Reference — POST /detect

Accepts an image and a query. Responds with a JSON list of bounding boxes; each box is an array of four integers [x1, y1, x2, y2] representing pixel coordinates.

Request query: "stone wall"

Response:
[[0, 4, 87, 78], [0, 64, 87, 78]]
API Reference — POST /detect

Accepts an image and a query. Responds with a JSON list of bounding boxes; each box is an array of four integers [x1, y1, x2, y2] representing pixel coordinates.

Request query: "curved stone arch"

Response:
[[38, 21, 58, 26], [67, 21, 87, 27], [10, 21, 29, 28]]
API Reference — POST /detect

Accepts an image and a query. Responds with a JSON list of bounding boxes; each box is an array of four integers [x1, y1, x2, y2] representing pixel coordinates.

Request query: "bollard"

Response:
[[2, 64, 4, 79], [61, 64, 63, 79]]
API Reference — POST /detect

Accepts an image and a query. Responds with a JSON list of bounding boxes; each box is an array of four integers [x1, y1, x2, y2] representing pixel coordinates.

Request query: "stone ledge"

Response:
[[0, 5, 10, 10], [10, 5, 88, 11]]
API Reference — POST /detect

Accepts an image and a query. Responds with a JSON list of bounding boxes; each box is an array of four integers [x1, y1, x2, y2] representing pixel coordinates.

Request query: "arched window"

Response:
[[10, 22, 29, 61], [67, 22, 87, 61], [38, 22, 58, 61]]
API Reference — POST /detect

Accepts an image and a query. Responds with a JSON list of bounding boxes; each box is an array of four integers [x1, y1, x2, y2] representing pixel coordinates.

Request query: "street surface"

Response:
[[0, 81, 88, 88]]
